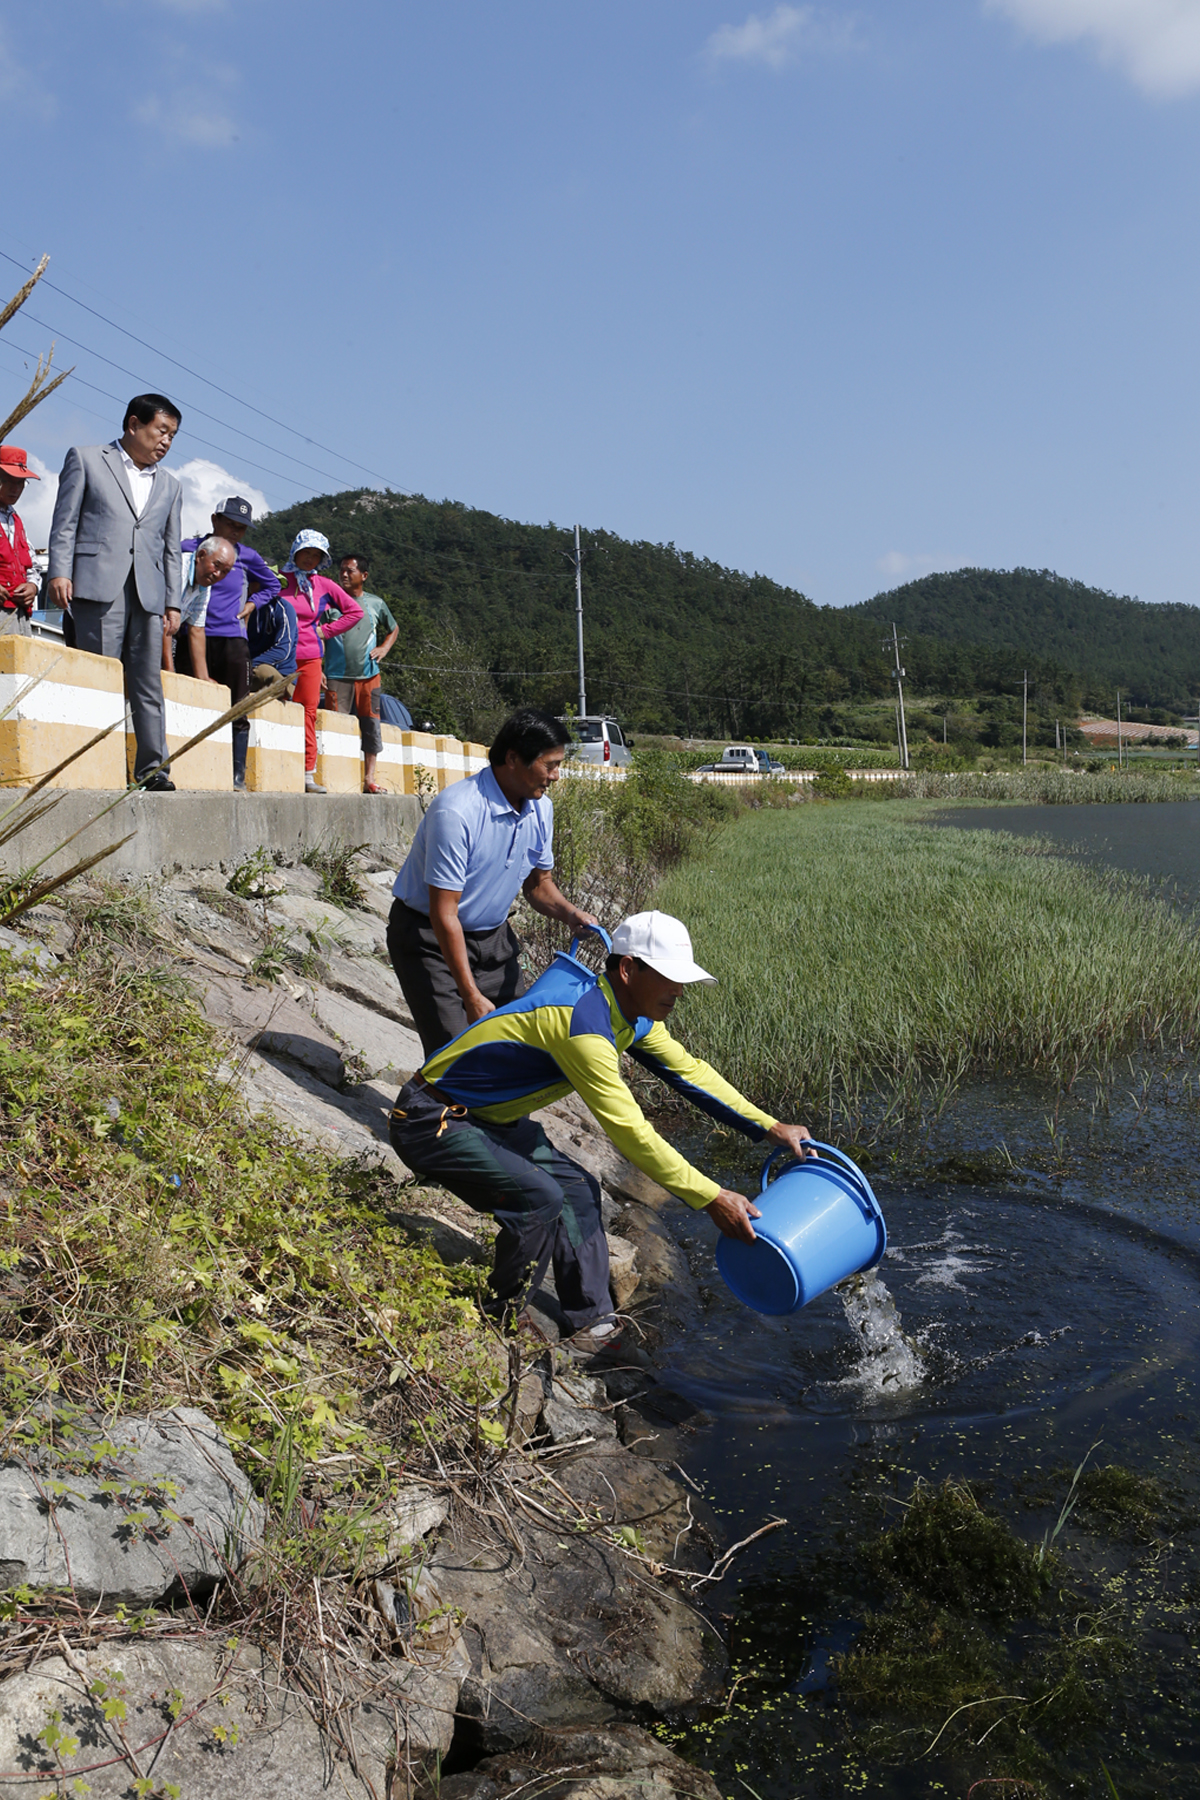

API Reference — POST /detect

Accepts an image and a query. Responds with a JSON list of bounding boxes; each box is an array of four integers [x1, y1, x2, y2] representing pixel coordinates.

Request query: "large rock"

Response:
[[0, 1409, 263, 1608], [267, 893, 385, 960], [433, 1722, 723, 1800], [542, 1368, 618, 1447], [430, 1465, 725, 1755], [0, 1636, 452, 1798], [311, 986, 424, 1081]]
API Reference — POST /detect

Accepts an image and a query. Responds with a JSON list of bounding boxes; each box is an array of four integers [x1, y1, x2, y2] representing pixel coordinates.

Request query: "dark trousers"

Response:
[[387, 899, 526, 1056], [178, 633, 249, 778], [71, 575, 166, 782], [389, 1079, 612, 1330]]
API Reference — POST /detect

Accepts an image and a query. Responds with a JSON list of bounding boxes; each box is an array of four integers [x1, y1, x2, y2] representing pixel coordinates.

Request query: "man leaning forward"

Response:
[[389, 910, 814, 1351]]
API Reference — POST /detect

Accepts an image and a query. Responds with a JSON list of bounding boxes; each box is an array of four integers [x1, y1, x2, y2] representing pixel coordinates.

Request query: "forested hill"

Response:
[[851, 569, 1200, 715], [248, 492, 1193, 739]]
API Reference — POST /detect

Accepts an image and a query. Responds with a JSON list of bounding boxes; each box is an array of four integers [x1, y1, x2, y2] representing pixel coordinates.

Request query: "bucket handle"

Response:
[[760, 1140, 875, 1206], [569, 923, 614, 959]]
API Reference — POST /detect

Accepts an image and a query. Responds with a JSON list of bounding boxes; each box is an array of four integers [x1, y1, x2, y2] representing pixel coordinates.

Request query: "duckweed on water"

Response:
[[666, 1465, 1200, 1798]]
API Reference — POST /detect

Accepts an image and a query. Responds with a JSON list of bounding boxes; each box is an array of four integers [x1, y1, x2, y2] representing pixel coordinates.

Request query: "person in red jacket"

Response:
[[0, 446, 40, 635], [276, 529, 363, 793]]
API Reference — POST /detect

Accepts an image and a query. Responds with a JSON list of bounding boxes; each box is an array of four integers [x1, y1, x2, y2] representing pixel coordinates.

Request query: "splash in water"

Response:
[[834, 1268, 927, 1396]]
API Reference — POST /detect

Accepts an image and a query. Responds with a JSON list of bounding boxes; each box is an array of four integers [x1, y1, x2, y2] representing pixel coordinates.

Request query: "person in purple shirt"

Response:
[[177, 495, 281, 789]]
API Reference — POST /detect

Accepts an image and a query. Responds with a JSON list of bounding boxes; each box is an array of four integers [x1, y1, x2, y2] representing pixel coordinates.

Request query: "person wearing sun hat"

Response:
[[389, 908, 815, 1352], [276, 529, 363, 792], [0, 446, 41, 635]]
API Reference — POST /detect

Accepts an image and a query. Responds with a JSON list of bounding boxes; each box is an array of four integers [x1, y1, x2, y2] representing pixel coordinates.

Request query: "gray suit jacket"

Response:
[[48, 442, 182, 614]]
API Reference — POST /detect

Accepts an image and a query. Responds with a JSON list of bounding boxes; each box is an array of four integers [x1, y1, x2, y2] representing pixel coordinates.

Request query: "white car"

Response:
[[567, 716, 633, 768]]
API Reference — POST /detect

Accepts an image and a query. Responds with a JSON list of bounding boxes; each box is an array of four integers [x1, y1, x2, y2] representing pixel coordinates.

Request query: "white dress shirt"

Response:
[[114, 442, 156, 519]]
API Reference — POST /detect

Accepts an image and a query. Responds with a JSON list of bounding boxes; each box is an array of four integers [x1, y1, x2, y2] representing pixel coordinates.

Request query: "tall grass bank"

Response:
[[654, 805, 1200, 1134]]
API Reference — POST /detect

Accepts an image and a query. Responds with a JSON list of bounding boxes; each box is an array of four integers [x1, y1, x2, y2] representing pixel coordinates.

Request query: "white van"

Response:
[[568, 716, 633, 768]]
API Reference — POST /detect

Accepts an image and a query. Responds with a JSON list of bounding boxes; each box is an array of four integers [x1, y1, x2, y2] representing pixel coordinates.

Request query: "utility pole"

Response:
[[1022, 670, 1028, 766], [884, 624, 910, 770], [564, 525, 586, 717]]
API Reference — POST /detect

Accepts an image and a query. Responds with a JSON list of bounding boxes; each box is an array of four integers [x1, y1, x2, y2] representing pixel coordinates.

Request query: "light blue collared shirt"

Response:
[[393, 764, 555, 931]]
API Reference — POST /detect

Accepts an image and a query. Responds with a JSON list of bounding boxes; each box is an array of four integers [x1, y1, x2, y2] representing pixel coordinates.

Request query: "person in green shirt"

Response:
[[322, 552, 400, 793]]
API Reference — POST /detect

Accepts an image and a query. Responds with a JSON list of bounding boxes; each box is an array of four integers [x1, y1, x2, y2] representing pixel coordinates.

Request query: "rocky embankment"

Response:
[[0, 854, 735, 1799]]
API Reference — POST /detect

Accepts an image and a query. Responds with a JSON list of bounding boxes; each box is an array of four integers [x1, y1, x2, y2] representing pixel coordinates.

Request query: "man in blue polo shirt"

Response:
[[388, 708, 598, 1054]]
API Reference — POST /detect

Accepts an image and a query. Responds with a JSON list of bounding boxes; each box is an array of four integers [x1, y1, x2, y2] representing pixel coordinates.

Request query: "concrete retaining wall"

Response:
[[1, 789, 423, 880]]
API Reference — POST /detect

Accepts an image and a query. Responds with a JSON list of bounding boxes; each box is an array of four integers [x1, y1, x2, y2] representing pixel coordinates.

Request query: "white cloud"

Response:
[[0, 24, 56, 120], [15, 455, 59, 554], [175, 459, 270, 539], [876, 551, 970, 583], [985, 0, 1200, 99], [13, 455, 270, 555], [136, 94, 238, 146], [706, 4, 858, 69]]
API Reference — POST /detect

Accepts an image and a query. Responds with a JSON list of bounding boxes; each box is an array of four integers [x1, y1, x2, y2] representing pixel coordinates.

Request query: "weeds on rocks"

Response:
[[300, 838, 369, 909]]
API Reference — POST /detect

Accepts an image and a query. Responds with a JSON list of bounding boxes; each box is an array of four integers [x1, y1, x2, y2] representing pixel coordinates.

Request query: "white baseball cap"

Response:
[[610, 911, 716, 985]]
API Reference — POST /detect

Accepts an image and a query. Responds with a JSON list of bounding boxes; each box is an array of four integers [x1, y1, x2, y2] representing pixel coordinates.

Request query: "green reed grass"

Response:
[[875, 766, 1200, 803], [654, 805, 1200, 1126]]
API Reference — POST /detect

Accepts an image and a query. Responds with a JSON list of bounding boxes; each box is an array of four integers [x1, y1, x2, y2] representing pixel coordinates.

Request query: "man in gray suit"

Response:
[[48, 393, 183, 791]]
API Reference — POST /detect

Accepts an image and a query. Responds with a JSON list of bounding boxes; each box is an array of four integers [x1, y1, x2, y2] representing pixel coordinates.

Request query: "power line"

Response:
[[0, 247, 409, 492], [16, 309, 352, 491], [0, 338, 321, 494]]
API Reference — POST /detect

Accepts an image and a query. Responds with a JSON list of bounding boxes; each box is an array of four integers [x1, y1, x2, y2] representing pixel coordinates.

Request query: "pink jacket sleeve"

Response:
[[316, 578, 364, 636]]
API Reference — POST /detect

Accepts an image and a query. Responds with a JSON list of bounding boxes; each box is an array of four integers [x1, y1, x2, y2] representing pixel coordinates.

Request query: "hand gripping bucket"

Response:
[[716, 1142, 887, 1315]]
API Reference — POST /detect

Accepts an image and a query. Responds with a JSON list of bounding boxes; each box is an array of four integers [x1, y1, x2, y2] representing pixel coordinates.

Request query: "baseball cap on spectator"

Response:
[[0, 448, 39, 481], [611, 911, 716, 984], [215, 495, 253, 526]]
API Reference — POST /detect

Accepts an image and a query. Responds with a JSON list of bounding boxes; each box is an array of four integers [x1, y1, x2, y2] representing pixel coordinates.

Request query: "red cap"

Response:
[[0, 447, 39, 481]]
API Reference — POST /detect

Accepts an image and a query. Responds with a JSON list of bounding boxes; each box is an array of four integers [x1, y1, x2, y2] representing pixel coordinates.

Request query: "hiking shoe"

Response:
[[570, 1316, 623, 1354]]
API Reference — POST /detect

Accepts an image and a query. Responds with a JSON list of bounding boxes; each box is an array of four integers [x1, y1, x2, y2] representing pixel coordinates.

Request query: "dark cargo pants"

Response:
[[387, 899, 527, 1056], [389, 1079, 612, 1331]]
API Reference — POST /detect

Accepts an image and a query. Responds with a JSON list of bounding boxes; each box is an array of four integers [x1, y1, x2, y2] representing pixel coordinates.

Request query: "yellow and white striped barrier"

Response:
[[0, 636, 491, 795], [246, 700, 304, 793], [0, 636, 127, 788], [151, 672, 233, 790], [375, 730, 488, 797]]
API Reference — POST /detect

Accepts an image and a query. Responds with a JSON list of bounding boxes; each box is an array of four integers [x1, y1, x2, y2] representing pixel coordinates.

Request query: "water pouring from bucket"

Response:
[[716, 1141, 888, 1315]]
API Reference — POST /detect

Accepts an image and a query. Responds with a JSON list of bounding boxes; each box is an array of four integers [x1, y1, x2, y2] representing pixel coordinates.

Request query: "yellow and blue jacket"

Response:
[[421, 952, 777, 1209]]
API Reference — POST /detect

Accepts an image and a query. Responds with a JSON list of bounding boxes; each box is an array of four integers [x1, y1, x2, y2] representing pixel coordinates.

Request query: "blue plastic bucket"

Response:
[[715, 1142, 887, 1315]]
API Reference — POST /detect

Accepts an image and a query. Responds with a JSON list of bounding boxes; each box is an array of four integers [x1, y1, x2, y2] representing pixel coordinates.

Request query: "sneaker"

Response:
[[570, 1317, 622, 1353], [305, 775, 326, 794], [233, 772, 246, 791]]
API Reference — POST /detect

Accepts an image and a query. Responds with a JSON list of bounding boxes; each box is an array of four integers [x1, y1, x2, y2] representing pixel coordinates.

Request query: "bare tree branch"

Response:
[[0, 255, 75, 441]]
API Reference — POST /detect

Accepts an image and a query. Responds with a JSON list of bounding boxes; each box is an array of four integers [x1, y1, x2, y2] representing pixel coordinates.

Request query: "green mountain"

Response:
[[850, 568, 1200, 719], [248, 493, 1185, 742]]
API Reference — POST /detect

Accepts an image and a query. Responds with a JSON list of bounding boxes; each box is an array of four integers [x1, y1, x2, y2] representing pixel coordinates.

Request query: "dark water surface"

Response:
[[929, 801, 1200, 904], [663, 810, 1200, 1799]]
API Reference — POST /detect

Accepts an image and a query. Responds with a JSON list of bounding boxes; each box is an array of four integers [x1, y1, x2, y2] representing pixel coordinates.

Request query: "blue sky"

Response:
[[3, 0, 1200, 608]]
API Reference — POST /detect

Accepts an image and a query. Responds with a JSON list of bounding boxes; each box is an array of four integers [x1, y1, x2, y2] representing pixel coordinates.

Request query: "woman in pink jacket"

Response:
[[278, 530, 364, 793]]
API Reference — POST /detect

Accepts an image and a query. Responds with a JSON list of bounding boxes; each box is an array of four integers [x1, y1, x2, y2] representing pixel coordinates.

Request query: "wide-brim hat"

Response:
[[611, 911, 716, 984]]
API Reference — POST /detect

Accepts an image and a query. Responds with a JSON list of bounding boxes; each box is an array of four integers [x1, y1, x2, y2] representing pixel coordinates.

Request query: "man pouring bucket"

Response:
[[390, 910, 815, 1352]]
